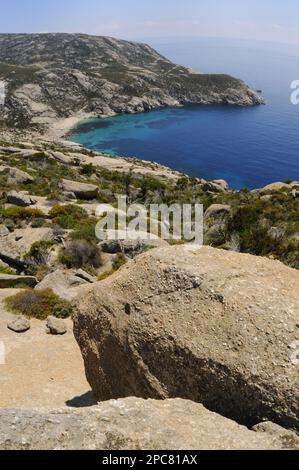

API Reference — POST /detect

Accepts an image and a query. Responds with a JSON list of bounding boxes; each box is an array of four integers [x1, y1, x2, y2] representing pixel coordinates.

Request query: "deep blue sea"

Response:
[[70, 38, 299, 189]]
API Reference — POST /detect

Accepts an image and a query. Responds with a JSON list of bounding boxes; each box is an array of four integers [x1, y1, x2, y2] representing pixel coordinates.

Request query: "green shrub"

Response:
[[0, 266, 16, 275], [49, 204, 89, 229], [31, 218, 46, 228], [97, 269, 117, 281], [80, 163, 97, 177], [70, 218, 98, 242], [112, 253, 127, 270], [5, 289, 72, 320], [0, 207, 46, 222], [59, 240, 103, 269]]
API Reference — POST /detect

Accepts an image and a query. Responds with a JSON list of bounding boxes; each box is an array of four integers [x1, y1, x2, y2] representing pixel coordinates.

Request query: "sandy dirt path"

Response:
[[0, 289, 94, 409]]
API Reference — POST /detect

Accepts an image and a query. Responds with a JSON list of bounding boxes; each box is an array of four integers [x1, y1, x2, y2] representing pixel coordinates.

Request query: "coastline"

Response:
[[44, 112, 97, 141]]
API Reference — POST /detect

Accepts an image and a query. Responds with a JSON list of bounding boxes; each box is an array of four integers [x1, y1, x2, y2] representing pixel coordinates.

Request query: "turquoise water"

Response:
[[70, 38, 299, 189]]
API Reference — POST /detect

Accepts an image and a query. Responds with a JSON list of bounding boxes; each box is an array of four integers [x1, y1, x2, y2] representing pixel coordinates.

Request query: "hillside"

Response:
[[0, 33, 263, 131]]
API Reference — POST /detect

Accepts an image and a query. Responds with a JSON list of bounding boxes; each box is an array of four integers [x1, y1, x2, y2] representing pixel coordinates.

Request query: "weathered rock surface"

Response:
[[46, 316, 67, 336], [6, 190, 36, 207], [7, 167, 34, 184], [253, 421, 299, 449], [0, 227, 54, 268], [0, 398, 292, 450], [0, 274, 37, 288], [59, 179, 98, 200], [51, 151, 74, 165], [257, 182, 291, 194], [74, 245, 299, 431], [74, 269, 97, 284], [211, 179, 229, 191], [7, 315, 31, 333], [35, 269, 88, 300], [202, 181, 227, 193]]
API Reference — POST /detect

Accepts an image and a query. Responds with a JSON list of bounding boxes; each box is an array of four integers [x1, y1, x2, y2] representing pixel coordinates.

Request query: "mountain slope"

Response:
[[0, 33, 263, 131]]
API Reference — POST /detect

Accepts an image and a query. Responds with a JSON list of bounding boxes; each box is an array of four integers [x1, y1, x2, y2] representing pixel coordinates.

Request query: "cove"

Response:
[[69, 38, 299, 190]]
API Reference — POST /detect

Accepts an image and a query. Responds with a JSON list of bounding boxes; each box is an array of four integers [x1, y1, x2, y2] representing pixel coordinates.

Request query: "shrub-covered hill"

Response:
[[0, 33, 263, 130]]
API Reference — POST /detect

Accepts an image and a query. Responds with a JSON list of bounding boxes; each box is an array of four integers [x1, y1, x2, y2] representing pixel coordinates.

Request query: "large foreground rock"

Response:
[[0, 398, 292, 450], [74, 246, 299, 431]]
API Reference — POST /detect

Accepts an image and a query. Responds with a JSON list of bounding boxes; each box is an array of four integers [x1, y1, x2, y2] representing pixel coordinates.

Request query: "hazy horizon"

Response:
[[2, 0, 299, 47]]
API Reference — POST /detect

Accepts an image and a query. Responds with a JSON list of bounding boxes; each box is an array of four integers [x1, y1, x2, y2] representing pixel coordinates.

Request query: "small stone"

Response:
[[46, 316, 67, 335], [7, 316, 30, 333]]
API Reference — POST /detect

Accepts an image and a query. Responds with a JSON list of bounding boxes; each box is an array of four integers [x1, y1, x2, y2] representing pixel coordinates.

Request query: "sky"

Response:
[[1, 0, 299, 45]]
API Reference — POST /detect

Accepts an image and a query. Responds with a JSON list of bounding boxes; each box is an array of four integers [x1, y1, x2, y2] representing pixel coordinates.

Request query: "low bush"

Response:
[[70, 218, 98, 242], [80, 163, 97, 177], [112, 253, 127, 270], [0, 266, 16, 275], [5, 289, 72, 320], [97, 269, 117, 281], [49, 204, 89, 229], [0, 207, 46, 222], [31, 218, 46, 228], [25, 240, 54, 266], [59, 240, 103, 269]]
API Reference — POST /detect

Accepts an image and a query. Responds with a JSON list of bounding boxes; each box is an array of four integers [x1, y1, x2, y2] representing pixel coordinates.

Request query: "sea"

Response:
[[69, 37, 299, 189]]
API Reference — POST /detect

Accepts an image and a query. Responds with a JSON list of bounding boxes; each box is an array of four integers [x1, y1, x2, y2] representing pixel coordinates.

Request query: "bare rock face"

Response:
[[211, 179, 229, 191], [0, 398, 292, 450], [73, 246, 299, 431]]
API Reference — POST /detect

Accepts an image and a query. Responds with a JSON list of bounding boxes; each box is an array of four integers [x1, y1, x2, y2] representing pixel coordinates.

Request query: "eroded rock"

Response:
[[7, 316, 31, 333], [74, 245, 299, 431], [46, 316, 67, 336], [0, 398, 292, 450], [0, 274, 37, 288], [6, 190, 36, 207], [59, 179, 98, 200]]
